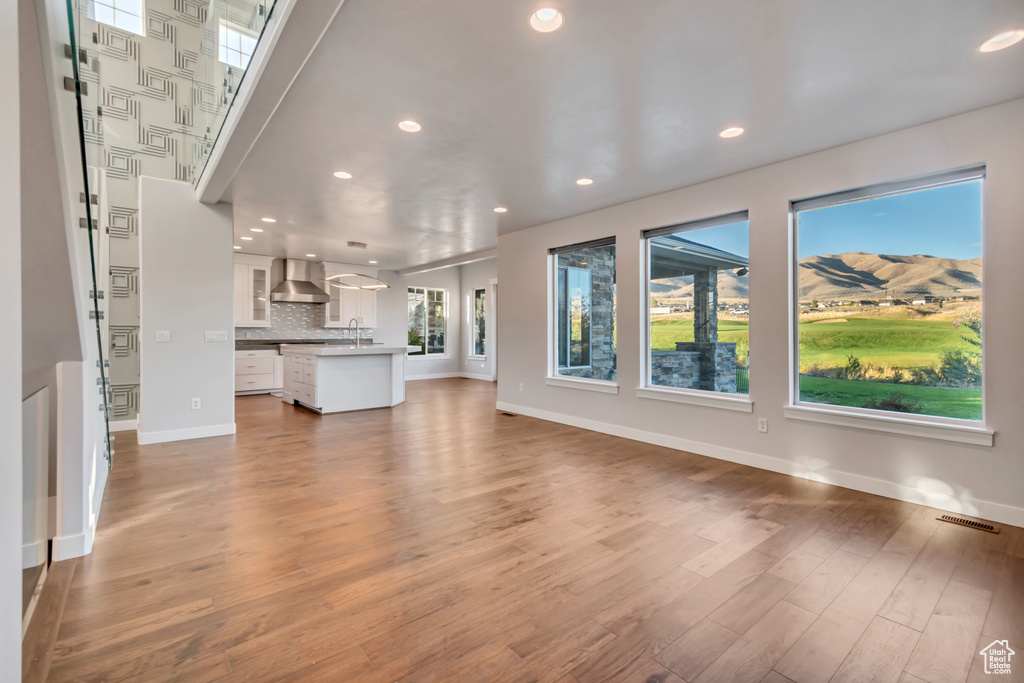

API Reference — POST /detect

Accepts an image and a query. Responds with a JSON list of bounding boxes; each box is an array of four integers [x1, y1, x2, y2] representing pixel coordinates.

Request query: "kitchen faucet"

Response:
[[348, 318, 361, 348]]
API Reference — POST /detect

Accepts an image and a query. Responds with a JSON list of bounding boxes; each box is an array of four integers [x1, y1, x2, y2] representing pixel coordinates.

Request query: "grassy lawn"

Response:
[[798, 316, 975, 370], [799, 375, 982, 421], [650, 319, 750, 362]]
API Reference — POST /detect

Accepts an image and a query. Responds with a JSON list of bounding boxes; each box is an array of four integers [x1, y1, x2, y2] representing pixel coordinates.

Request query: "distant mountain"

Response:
[[649, 252, 982, 302], [796, 252, 982, 301]]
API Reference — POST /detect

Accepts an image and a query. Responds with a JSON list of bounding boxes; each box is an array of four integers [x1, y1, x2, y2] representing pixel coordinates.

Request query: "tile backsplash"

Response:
[[236, 302, 372, 340]]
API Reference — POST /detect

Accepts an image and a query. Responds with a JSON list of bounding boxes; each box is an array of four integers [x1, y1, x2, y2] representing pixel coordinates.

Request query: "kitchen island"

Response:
[[280, 344, 409, 414]]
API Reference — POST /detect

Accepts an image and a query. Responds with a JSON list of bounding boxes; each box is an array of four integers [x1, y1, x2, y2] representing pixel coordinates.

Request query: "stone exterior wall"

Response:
[[650, 351, 700, 389], [675, 342, 737, 393], [692, 269, 718, 343], [557, 245, 616, 382]]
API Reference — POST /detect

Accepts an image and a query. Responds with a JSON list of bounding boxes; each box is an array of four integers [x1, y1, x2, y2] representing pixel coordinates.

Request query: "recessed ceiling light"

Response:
[[494, 206, 508, 213], [233, 246, 241, 250], [719, 126, 745, 138], [250, 227, 263, 232], [261, 217, 276, 223], [530, 7, 565, 32], [369, 260, 378, 264], [306, 254, 316, 258], [576, 178, 594, 186], [979, 29, 1024, 52], [333, 171, 352, 179], [398, 120, 422, 133], [240, 236, 253, 241]]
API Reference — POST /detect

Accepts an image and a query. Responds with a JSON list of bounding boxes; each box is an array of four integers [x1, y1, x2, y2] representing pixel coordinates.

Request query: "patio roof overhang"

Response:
[[649, 236, 749, 280]]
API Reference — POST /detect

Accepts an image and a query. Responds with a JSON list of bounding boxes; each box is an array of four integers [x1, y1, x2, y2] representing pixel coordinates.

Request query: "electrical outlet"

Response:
[[191, 398, 201, 410], [758, 418, 768, 433], [519, 383, 524, 392]]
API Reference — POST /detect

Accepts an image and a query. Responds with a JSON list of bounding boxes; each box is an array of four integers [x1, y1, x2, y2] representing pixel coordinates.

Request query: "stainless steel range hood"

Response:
[[270, 259, 330, 303]]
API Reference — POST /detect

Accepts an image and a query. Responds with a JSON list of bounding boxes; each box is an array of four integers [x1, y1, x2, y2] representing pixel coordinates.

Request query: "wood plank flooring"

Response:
[[33, 379, 1023, 682]]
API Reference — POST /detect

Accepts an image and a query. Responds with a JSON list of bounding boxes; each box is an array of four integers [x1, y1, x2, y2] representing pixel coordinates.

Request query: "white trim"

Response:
[[545, 375, 619, 394], [636, 386, 753, 413], [406, 372, 463, 381], [109, 418, 137, 432], [495, 400, 1024, 528], [460, 372, 494, 382], [52, 531, 88, 561], [136, 422, 236, 446], [784, 404, 993, 446], [407, 354, 450, 361], [467, 355, 487, 361]]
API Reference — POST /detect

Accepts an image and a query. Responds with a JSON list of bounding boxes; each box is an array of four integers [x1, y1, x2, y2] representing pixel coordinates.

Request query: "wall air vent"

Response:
[[347, 241, 368, 249], [937, 514, 1000, 534]]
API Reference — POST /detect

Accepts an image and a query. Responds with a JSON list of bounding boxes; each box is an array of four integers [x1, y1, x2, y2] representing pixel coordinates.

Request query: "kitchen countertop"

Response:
[[279, 344, 412, 356]]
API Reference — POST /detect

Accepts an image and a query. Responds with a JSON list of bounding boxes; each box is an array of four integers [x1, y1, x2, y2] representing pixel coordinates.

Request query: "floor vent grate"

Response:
[[937, 514, 1000, 534], [500, 412, 518, 417]]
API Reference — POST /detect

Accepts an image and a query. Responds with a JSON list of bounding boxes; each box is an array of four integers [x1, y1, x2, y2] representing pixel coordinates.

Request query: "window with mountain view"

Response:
[[644, 212, 749, 395], [408, 287, 447, 356], [550, 239, 617, 383], [793, 168, 984, 421]]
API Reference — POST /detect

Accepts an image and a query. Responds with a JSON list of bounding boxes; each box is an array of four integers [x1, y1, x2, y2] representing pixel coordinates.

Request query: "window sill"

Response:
[[784, 404, 994, 447], [545, 376, 619, 394], [467, 355, 487, 361], [407, 354, 450, 361], [636, 386, 753, 413]]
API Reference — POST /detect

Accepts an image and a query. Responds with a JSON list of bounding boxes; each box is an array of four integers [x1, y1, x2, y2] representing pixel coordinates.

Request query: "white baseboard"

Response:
[[495, 401, 1024, 529], [406, 372, 464, 381], [22, 541, 46, 569], [109, 418, 137, 432], [407, 372, 495, 382], [460, 373, 495, 382], [52, 531, 88, 561], [137, 422, 236, 445]]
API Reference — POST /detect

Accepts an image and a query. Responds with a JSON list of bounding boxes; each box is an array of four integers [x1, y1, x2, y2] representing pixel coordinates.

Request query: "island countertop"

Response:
[[279, 344, 414, 356]]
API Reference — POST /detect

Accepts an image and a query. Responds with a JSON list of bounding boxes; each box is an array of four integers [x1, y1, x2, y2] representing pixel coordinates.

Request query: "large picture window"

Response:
[[408, 287, 447, 356], [550, 239, 616, 383], [644, 212, 750, 395], [88, 0, 145, 35], [793, 168, 984, 421]]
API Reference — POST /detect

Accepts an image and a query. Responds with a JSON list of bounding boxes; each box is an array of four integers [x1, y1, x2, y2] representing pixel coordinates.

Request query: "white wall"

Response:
[[376, 267, 465, 380], [459, 258, 498, 381], [497, 99, 1024, 527], [1, 0, 22, 673], [138, 177, 235, 444]]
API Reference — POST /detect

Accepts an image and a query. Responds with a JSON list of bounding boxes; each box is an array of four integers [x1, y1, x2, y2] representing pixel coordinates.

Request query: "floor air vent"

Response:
[[500, 412, 518, 417], [937, 514, 1000, 534]]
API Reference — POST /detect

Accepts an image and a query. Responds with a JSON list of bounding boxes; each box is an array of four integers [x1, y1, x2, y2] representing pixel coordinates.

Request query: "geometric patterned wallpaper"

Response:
[[78, 0, 259, 420]]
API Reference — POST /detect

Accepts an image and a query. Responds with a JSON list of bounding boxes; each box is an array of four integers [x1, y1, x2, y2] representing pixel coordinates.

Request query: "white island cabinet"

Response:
[[280, 344, 407, 414]]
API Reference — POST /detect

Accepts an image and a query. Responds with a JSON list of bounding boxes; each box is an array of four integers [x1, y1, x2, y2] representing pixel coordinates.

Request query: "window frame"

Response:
[[787, 166, 993, 445], [407, 286, 449, 359], [217, 18, 259, 69], [546, 238, 619, 394], [88, 0, 146, 36], [638, 211, 754, 413], [469, 288, 486, 359]]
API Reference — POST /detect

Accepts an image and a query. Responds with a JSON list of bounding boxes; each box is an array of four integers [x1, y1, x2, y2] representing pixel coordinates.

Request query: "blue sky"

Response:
[[797, 180, 982, 260], [665, 180, 982, 262]]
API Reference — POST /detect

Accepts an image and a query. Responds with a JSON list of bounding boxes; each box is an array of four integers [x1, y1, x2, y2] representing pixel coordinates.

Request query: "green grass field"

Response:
[[797, 316, 976, 371], [798, 376, 982, 420], [650, 313, 981, 419]]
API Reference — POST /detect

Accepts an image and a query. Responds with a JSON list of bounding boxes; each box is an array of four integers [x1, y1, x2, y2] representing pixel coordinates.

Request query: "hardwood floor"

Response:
[[35, 379, 1023, 682]]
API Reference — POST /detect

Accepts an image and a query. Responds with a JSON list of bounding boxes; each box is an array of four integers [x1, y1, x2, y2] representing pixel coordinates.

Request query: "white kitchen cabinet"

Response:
[[234, 254, 275, 327], [235, 349, 283, 394], [321, 262, 380, 328]]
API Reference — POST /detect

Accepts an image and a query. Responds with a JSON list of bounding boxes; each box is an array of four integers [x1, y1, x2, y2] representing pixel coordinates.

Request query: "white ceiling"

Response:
[[225, 0, 1024, 270]]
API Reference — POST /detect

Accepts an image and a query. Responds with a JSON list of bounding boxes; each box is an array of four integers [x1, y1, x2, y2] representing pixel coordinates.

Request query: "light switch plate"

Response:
[[156, 331, 171, 343], [205, 331, 228, 342]]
